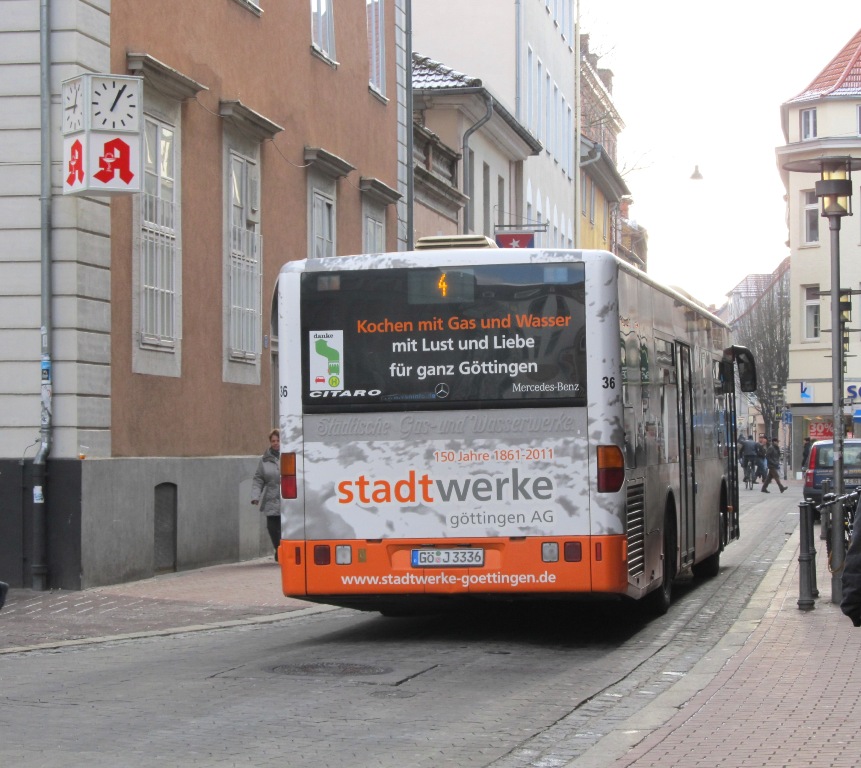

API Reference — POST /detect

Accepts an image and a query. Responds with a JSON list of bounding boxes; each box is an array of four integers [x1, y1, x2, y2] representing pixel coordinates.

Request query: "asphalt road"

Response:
[[0, 490, 797, 768]]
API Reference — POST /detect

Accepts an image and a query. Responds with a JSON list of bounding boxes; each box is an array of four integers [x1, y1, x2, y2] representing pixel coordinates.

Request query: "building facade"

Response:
[[410, 3, 632, 258], [0, 0, 406, 588], [411, 54, 541, 240], [412, 0, 578, 246], [776, 28, 861, 468], [577, 34, 630, 257]]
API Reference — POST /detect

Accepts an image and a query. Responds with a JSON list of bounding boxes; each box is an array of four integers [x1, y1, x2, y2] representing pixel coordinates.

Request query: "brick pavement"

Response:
[[570, 495, 861, 768]]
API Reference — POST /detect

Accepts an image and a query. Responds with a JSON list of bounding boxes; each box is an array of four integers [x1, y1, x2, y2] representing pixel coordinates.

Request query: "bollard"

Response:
[[798, 500, 816, 610], [807, 498, 819, 598]]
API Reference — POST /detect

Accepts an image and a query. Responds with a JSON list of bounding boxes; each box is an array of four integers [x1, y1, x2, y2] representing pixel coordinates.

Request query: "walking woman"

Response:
[[252, 428, 282, 560]]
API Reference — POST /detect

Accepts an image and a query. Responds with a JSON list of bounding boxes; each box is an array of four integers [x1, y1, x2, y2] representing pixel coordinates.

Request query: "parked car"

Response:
[[803, 438, 861, 507]]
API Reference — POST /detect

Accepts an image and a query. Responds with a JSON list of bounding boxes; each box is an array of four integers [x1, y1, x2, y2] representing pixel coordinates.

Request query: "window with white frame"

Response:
[[483, 162, 491, 235], [603, 200, 609, 241], [311, 0, 336, 61], [562, 102, 572, 175], [527, 47, 534, 134], [536, 60, 544, 143], [545, 71, 552, 154], [364, 214, 384, 254], [803, 189, 819, 244], [804, 285, 820, 340], [580, 172, 586, 215], [801, 108, 817, 140], [128, 55, 208, 379], [366, 0, 385, 95], [313, 189, 336, 258], [228, 151, 262, 361], [141, 117, 178, 348], [589, 178, 596, 224]]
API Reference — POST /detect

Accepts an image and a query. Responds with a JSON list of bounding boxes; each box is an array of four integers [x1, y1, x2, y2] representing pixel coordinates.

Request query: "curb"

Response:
[[0, 603, 340, 656]]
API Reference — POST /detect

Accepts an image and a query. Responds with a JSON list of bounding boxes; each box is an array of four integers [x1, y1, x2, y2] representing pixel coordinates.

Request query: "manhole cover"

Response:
[[370, 689, 417, 699], [272, 661, 393, 677]]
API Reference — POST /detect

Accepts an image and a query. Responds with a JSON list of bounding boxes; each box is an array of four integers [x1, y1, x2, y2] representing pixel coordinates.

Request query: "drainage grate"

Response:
[[272, 661, 394, 677]]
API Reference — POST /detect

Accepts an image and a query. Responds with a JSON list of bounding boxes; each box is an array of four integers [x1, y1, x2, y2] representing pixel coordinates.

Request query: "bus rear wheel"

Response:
[[645, 514, 676, 615]]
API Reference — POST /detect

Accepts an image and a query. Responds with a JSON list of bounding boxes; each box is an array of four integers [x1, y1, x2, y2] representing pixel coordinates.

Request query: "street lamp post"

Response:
[[783, 155, 859, 603]]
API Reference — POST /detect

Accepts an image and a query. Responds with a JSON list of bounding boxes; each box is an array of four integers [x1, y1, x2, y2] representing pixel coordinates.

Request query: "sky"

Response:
[[581, 1, 861, 307]]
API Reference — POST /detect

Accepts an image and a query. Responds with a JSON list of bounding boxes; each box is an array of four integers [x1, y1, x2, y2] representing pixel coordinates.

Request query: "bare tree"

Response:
[[731, 262, 790, 438]]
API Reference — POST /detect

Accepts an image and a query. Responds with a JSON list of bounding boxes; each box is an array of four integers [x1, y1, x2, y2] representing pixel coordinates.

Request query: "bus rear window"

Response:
[[300, 263, 587, 412]]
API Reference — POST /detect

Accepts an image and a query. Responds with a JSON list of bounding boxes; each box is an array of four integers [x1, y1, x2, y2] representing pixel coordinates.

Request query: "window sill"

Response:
[[311, 45, 339, 70], [140, 338, 176, 352], [230, 0, 262, 17], [229, 351, 258, 364], [369, 85, 388, 105]]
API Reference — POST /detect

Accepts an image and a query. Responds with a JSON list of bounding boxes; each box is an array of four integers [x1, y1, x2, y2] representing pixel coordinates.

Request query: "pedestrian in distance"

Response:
[[251, 428, 282, 562], [801, 436, 812, 469], [739, 434, 759, 486], [761, 437, 787, 494], [841, 502, 861, 626], [0, 580, 7, 612], [756, 435, 769, 482]]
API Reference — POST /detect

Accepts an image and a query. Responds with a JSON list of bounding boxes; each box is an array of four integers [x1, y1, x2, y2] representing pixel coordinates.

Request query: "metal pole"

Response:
[[808, 499, 818, 598], [829, 216, 846, 602], [32, 0, 53, 591], [830, 215, 844, 497], [405, 0, 414, 250]]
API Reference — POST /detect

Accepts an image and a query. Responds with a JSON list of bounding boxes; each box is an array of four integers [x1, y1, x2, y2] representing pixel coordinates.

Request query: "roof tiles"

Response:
[[412, 54, 482, 90], [790, 28, 861, 102]]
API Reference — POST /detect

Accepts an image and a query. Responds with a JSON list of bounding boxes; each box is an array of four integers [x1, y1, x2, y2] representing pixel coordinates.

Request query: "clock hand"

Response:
[[110, 84, 127, 112]]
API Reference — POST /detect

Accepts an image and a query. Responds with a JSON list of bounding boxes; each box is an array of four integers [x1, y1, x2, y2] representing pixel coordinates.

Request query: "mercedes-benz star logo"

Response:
[[434, 383, 450, 399]]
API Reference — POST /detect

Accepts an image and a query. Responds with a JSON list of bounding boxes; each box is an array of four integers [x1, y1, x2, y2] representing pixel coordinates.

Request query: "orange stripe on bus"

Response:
[[281, 536, 629, 598]]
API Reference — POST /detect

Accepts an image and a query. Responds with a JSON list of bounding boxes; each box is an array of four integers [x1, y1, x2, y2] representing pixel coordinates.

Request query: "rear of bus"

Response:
[[276, 249, 629, 611]]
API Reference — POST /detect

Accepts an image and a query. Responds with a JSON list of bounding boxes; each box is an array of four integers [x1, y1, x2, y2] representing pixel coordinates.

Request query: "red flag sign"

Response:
[[495, 233, 535, 248]]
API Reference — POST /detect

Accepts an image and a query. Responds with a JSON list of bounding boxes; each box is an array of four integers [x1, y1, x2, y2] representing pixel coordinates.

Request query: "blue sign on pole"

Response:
[[784, 409, 793, 425]]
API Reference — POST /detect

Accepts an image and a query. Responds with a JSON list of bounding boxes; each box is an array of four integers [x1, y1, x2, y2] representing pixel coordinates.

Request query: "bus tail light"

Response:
[[564, 541, 582, 562], [596, 445, 625, 493], [314, 545, 331, 565], [804, 447, 816, 489], [281, 452, 297, 499]]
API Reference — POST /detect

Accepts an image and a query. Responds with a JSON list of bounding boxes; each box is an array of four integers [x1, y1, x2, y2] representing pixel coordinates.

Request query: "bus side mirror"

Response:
[[723, 345, 757, 393]]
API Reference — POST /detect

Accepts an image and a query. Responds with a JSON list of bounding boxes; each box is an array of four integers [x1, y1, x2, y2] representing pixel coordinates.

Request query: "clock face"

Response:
[[90, 76, 140, 132], [61, 78, 83, 134]]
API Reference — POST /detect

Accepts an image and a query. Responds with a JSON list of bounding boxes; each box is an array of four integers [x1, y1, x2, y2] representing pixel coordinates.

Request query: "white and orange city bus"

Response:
[[275, 244, 757, 614]]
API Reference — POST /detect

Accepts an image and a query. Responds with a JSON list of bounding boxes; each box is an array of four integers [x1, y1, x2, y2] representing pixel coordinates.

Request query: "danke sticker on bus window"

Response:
[[309, 330, 344, 391]]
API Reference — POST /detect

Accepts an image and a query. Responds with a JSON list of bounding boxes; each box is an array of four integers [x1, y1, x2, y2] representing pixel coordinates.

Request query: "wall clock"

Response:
[[61, 77, 84, 134], [90, 76, 141, 132]]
